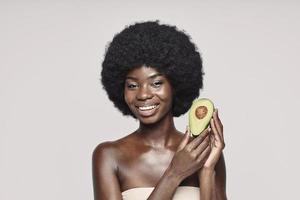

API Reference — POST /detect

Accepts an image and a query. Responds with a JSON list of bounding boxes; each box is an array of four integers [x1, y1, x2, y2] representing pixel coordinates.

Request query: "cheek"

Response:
[[124, 90, 138, 109], [156, 86, 173, 103], [123, 90, 132, 105]]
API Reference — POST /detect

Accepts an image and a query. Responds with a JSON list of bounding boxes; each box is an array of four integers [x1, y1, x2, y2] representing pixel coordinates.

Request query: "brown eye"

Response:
[[152, 81, 163, 88], [127, 83, 138, 89]]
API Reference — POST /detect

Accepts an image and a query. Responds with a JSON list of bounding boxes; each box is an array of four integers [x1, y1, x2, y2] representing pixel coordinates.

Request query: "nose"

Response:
[[136, 85, 153, 100]]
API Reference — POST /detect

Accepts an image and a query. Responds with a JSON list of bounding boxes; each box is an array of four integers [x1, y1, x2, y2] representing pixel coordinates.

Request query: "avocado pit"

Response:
[[195, 106, 208, 119]]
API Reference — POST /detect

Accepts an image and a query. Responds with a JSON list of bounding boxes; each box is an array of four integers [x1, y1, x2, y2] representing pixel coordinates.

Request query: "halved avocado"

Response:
[[188, 98, 214, 137]]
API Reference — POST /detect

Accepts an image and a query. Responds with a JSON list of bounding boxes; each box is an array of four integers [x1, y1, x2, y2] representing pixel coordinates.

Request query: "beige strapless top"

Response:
[[122, 186, 200, 200]]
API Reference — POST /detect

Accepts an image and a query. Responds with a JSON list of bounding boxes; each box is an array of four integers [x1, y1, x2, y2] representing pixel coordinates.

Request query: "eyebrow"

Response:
[[126, 73, 163, 80]]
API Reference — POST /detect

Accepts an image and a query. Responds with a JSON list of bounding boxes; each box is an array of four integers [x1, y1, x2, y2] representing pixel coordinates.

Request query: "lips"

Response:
[[136, 103, 159, 107], [135, 104, 159, 117]]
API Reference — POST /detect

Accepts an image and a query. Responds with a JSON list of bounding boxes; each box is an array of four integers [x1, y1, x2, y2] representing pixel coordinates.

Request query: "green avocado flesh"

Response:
[[188, 98, 214, 137]]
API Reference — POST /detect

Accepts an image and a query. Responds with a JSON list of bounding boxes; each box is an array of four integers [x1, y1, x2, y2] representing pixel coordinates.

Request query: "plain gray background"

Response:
[[1, 0, 299, 199]]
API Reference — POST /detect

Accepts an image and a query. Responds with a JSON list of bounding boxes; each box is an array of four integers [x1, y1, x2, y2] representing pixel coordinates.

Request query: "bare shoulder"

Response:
[[92, 137, 133, 199], [92, 140, 120, 165], [92, 135, 134, 166], [93, 140, 117, 156], [92, 130, 183, 166]]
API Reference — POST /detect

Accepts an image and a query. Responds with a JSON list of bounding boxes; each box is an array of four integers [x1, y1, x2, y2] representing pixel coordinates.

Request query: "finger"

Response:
[[196, 144, 211, 163], [214, 109, 224, 138], [215, 109, 224, 140], [211, 118, 226, 149], [192, 134, 210, 155], [176, 126, 192, 152], [209, 132, 215, 148], [210, 118, 222, 143], [210, 115, 223, 140], [186, 127, 210, 150]]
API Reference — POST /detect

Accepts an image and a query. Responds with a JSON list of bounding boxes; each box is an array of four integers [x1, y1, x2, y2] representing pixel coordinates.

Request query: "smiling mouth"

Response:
[[135, 104, 159, 117]]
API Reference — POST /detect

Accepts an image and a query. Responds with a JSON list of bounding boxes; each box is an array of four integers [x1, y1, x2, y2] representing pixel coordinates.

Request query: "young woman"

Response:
[[93, 20, 227, 200]]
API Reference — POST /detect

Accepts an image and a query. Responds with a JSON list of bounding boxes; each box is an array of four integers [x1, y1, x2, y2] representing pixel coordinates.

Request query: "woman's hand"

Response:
[[168, 127, 212, 181], [202, 108, 225, 170]]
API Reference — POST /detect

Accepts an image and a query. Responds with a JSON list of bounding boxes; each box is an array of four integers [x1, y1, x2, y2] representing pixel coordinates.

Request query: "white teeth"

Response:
[[138, 105, 157, 111]]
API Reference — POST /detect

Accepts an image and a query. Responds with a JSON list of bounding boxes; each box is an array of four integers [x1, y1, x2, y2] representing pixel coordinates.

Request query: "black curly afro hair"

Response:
[[101, 20, 204, 118]]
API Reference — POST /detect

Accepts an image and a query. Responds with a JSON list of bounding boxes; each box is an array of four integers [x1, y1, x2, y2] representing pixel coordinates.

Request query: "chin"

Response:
[[138, 110, 171, 125], [133, 112, 157, 123], [139, 116, 160, 125]]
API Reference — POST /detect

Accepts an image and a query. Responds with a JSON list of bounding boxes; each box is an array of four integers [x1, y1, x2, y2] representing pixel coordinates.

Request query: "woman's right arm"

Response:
[[147, 127, 211, 200], [92, 127, 211, 200], [92, 142, 122, 200], [92, 142, 183, 200]]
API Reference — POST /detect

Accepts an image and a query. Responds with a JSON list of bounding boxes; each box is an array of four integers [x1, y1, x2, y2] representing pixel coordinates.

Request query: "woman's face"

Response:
[[124, 66, 173, 124]]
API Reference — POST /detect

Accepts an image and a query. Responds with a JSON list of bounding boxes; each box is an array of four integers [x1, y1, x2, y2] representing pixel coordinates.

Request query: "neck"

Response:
[[137, 112, 178, 148]]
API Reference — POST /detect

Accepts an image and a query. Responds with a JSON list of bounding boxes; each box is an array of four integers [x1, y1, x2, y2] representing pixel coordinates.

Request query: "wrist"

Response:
[[199, 167, 215, 176], [165, 166, 184, 185]]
